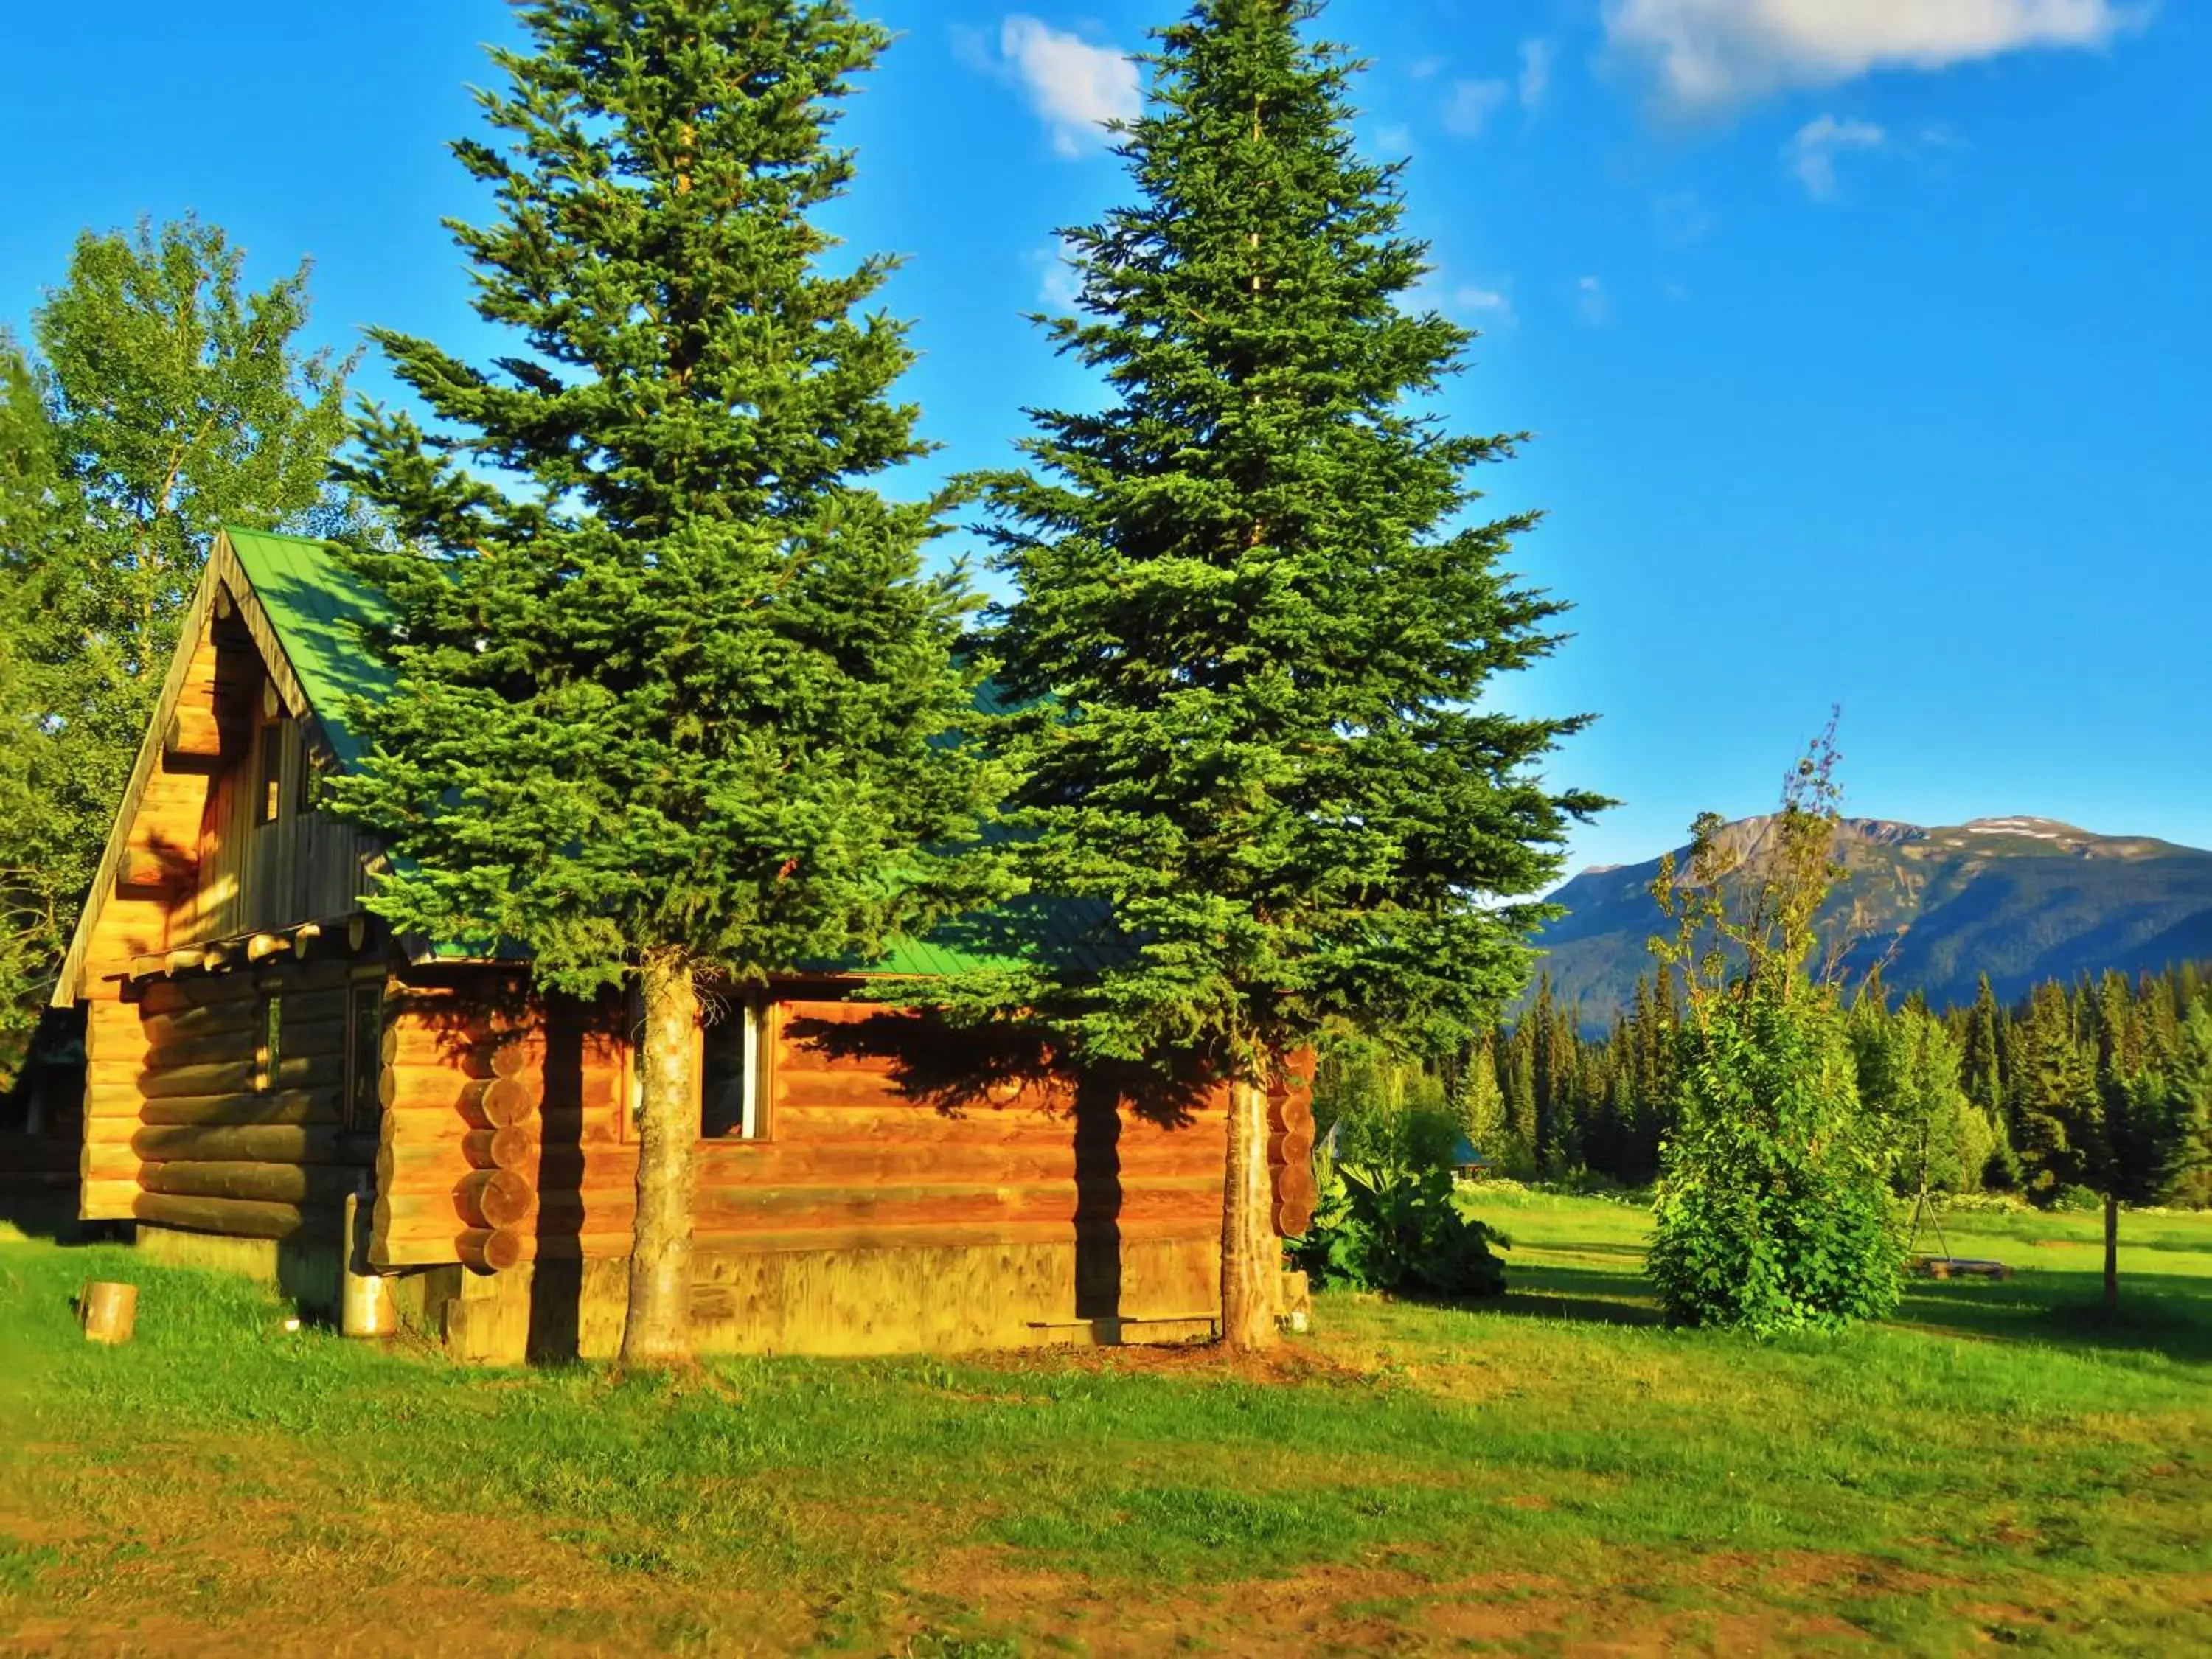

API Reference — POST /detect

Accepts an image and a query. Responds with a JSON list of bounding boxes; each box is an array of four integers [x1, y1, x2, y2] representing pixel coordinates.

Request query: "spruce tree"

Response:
[[975, 0, 1604, 1343], [332, 1, 997, 1364]]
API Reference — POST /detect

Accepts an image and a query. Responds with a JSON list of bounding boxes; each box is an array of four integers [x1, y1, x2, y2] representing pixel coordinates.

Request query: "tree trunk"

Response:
[[1220, 1076, 1279, 1349], [623, 953, 700, 1367], [2103, 1188, 2119, 1315]]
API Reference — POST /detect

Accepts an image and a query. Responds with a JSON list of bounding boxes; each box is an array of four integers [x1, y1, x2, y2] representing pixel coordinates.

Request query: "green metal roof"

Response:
[[219, 527, 1117, 981], [225, 526, 395, 772]]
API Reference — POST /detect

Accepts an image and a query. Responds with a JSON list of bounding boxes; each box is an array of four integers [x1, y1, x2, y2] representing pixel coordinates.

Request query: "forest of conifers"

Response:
[[1324, 959, 2212, 1211]]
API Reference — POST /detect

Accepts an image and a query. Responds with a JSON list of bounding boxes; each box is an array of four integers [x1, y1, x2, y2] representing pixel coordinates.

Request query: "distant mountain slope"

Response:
[[1532, 815, 2212, 1027]]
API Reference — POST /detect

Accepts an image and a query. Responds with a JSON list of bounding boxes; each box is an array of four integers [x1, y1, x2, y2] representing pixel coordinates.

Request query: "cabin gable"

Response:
[[60, 532, 382, 1013]]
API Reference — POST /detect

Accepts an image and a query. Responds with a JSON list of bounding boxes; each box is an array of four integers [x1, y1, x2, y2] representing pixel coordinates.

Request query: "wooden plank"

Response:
[[493, 1213, 1222, 1264], [145, 1029, 263, 1072], [140, 1089, 344, 1129], [688, 1139, 1218, 1188], [136, 975, 260, 1015], [142, 1054, 341, 1100], [80, 1178, 142, 1217], [131, 1192, 338, 1241], [375, 1177, 1222, 1237], [141, 1161, 362, 1206], [131, 1123, 348, 1164], [140, 1000, 261, 1046]]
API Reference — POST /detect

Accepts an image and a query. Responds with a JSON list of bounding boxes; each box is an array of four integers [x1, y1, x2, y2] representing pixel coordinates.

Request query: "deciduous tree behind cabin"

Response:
[[330, 0, 1001, 1366], [0, 218, 352, 1066], [972, 0, 1607, 1347]]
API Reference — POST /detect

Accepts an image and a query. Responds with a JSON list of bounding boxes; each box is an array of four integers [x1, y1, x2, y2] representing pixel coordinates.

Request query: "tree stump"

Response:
[[80, 1281, 139, 1345]]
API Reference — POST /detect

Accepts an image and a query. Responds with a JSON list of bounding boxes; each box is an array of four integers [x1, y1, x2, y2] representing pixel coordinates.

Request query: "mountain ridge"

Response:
[[1531, 813, 2212, 1027]]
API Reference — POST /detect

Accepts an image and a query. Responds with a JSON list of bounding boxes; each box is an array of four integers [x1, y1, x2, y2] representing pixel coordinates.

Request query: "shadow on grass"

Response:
[[1896, 1270, 2212, 1364], [0, 1184, 125, 1249], [1454, 1259, 2212, 1359], [1478, 1265, 1666, 1328]]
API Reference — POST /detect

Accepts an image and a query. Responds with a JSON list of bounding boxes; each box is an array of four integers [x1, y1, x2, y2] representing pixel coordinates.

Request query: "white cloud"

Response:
[[1374, 122, 1413, 157], [1785, 114, 1887, 199], [1408, 54, 1450, 81], [1577, 274, 1613, 326], [1024, 237, 1085, 310], [1455, 285, 1519, 327], [1604, 0, 2138, 108], [990, 15, 1141, 156], [1443, 77, 1511, 137], [1519, 39, 1555, 110]]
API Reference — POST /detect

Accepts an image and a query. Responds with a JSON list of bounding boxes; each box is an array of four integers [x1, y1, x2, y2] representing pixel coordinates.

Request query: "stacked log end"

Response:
[[445, 1026, 540, 1274], [1267, 1065, 1318, 1239], [369, 996, 544, 1273]]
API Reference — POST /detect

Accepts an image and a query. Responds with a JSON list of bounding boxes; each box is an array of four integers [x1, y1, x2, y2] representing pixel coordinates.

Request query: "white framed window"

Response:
[[699, 995, 763, 1141], [624, 991, 768, 1142]]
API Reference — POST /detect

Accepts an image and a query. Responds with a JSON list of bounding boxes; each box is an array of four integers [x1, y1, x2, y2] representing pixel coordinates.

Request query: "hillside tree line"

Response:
[[1324, 958, 2212, 1213]]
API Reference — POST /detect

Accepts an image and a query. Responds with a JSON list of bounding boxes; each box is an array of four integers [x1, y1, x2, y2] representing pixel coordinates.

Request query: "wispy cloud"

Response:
[[973, 15, 1141, 157], [1577, 274, 1613, 326], [1442, 77, 1511, 137], [1519, 39, 1555, 111], [1024, 237, 1085, 310], [1604, 0, 2140, 109], [1654, 188, 1716, 246], [1785, 114, 1888, 200], [1455, 285, 1519, 328]]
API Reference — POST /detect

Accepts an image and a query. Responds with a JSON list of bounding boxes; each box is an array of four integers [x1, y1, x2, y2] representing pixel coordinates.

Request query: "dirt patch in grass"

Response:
[[909, 1547, 1576, 1654]]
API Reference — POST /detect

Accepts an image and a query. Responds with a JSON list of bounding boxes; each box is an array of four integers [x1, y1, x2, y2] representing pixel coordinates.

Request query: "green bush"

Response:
[[1312, 1045, 1465, 1174], [2048, 1183, 2104, 1214], [1646, 989, 1904, 1335], [1292, 1161, 1509, 1299]]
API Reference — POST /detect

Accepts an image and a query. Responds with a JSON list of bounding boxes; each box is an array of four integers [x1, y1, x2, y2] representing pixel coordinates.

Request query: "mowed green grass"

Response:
[[1, 1194, 2206, 1656]]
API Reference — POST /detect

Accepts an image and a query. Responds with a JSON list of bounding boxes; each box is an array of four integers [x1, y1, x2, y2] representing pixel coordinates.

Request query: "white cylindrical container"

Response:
[[341, 1186, 397, 1338]]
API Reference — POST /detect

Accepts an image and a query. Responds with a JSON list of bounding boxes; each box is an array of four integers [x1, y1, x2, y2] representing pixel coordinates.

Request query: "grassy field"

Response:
[[1, 1192, 2206, 1656]]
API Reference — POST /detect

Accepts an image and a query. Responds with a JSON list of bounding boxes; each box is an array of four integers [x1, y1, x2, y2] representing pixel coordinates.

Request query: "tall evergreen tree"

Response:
[[2014, 979, 2092, 1197], [332, 0, 998, 1365], [0, 218, 352, 1061], [975, 0, 1605, 1343]]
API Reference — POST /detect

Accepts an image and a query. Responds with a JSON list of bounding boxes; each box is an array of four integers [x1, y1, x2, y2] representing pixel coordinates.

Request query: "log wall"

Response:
[[366, 981, 1239, 1346], [83, 956, 378, 1239]]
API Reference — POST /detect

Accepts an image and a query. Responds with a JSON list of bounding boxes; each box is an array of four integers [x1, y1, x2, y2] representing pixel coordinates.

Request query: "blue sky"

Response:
[[1, 1, 2205, 888]]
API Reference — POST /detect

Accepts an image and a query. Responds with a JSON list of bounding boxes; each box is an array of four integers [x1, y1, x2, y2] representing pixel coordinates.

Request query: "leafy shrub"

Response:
[[1938, 1189, 2032, 1214], [1292, 1161, 1508, 1298], [2048, 1183, 2104, 1214], [1312, 1044, 1466, 1174], [1646, 989, 1904, 1335]]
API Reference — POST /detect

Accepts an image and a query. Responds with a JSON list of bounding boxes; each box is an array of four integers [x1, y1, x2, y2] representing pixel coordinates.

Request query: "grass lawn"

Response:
[[1, 1192, 2206, 1656]]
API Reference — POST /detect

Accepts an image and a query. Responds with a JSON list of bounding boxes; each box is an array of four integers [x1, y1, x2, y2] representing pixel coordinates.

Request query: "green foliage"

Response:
[[1847, 992, 1993, 1196], [960, 0, 1605, 1078], [330, 0, 1000, 995], [1291, 1160, 1508, 1298], [2165, 1004, 2212, 1206], [1644, 726, 1905, 1334], [1647, 987, 1905, 1332], [1311, 1041, 1464, 1172], [0, 216, 352, 1061]]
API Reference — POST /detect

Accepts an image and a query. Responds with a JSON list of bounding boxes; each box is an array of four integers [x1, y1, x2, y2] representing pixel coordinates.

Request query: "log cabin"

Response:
[[32, 528, 1315, 1361]]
